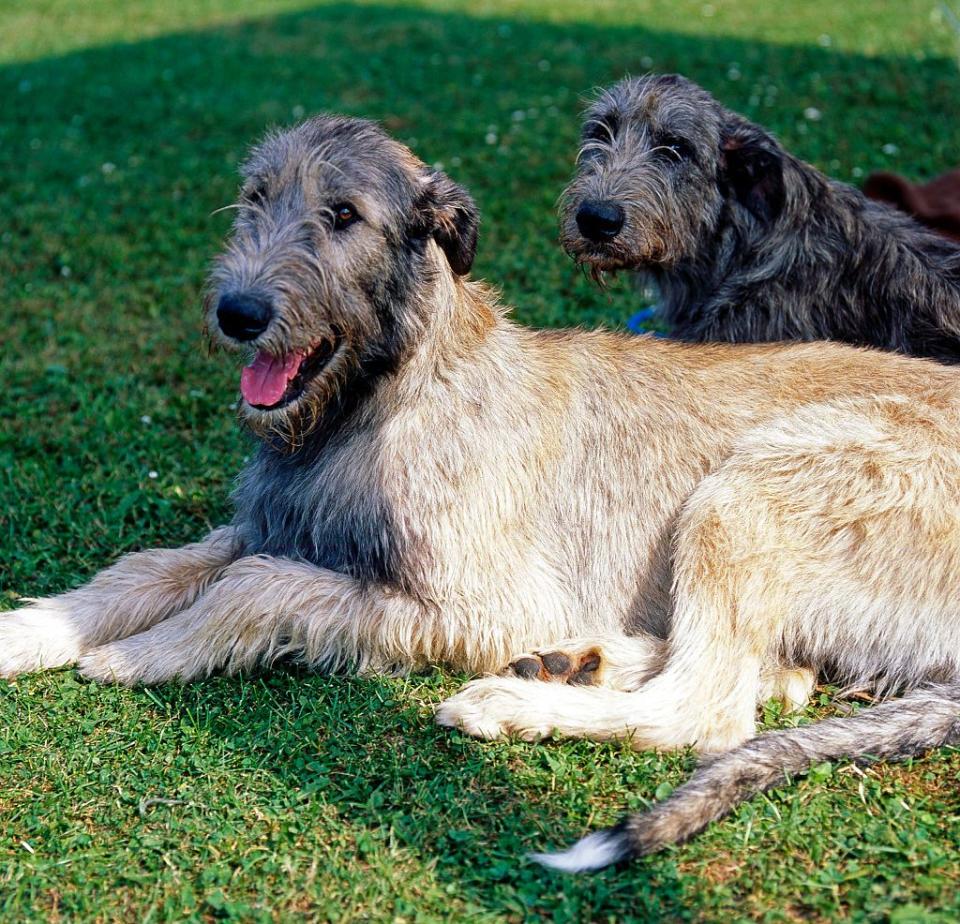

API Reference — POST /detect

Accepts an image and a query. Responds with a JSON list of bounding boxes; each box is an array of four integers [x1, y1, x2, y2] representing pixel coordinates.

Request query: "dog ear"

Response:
[[418, 171, 479, 276], [719, 124, 785, 224]]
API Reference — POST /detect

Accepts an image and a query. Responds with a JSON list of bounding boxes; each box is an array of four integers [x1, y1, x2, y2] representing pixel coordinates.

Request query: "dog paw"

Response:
[[0, 601, 81, 678], [435, 676, 556, 741], [766, 666, 817, 713], [77, 645, 139, 685], [506, 646, 602, 685], [77, 638, 179, 686]]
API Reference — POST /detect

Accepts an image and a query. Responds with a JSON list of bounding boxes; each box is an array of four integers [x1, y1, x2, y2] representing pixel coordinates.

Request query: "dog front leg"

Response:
[[0, 527, 238, 678], [77, 555, 428, 685]]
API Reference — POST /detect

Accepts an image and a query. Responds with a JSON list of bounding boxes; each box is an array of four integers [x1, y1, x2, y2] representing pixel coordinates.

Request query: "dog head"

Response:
[[560, 74, 785, 274], [207, 116, 479, 445]]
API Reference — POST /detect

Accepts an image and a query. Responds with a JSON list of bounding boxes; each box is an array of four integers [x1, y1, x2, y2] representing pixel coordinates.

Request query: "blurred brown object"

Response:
[[864, 168, 960, 242]]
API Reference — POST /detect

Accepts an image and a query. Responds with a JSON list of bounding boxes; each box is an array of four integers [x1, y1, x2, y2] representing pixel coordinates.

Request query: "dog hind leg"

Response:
[[438, 466, 788, 752]]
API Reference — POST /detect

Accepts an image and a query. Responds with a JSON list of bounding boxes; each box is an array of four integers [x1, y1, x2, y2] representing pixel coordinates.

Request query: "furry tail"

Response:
[[532, 682, 960, 873]]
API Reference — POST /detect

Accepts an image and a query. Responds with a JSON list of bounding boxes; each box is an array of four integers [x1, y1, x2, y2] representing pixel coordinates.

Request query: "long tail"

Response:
[[532, 682, 960, 873]]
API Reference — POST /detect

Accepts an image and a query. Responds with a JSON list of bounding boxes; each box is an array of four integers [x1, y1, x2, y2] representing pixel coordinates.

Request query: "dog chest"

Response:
[[231, 445, 404, 586]]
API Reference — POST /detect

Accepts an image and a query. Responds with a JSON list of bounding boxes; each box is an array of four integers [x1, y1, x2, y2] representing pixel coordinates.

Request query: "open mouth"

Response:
[[239, 337, 340, 411]]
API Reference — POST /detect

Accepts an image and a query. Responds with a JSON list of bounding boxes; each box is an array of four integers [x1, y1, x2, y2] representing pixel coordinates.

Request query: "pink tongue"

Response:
[[240, 350, 306, 407]]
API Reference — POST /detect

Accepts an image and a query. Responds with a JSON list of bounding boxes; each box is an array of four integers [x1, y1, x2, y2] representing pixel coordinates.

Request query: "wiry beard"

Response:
[[590, 263, 608, 288], [565, 229, 674, 282]]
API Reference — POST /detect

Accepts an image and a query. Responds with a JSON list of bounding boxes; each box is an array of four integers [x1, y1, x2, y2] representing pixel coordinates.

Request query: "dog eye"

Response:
[[333, 203, 360, 230], [658, 136, 695, 163]]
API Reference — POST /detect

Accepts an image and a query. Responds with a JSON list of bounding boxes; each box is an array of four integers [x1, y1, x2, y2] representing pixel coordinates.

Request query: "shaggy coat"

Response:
[[560, 74, 960, 363], [3, 116, 960, 870]]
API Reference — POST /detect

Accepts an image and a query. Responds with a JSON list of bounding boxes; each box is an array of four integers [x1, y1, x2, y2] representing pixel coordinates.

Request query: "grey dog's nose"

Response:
[[575, 200, 625, 242], [217, 292, 273, 341]]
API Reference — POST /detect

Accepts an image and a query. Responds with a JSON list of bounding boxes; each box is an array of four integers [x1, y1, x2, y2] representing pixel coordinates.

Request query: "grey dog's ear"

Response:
[[418, 170, 479, 275], [719, 122, 786, 224]]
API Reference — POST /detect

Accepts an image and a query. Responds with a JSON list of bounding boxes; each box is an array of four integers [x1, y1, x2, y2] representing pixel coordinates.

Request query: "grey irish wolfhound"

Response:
[[561, 74, 960, 362], [3, 116, 960, 871]]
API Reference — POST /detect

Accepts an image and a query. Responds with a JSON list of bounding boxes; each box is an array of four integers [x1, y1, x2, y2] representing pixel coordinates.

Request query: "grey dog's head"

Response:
[[560, 74, 785, 273], [207, 116, 478, 444]]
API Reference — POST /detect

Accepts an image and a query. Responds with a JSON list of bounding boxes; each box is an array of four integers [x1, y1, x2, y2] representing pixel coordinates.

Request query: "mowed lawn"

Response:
[[3, 1, 960, 920]]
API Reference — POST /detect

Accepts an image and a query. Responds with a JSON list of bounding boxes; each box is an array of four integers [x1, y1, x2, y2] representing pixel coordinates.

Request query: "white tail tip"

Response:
[[529, 830, 628, 873]]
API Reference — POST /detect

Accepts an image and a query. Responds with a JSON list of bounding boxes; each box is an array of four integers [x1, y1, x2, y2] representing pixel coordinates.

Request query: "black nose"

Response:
[[575, 200, 625, 242], [216, 292, 273, 342]]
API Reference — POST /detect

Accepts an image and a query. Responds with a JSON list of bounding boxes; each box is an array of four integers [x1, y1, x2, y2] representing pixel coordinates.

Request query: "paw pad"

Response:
[[540, 651, 571, 675], [569, 651, 601, 685], [507, 648, 603, 685], [510, 656, 543, 679]]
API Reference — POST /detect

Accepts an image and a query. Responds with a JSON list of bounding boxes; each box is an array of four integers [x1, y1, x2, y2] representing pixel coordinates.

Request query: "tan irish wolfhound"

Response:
[[2, 116, 959, 870]]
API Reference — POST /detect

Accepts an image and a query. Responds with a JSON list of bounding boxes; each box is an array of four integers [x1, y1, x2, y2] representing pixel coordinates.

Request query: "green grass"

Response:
[[3, 0, 960, 919]]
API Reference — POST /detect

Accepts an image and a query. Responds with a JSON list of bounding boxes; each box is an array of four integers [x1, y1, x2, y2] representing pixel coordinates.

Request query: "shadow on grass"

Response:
[[136, 669, 699, 920]]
